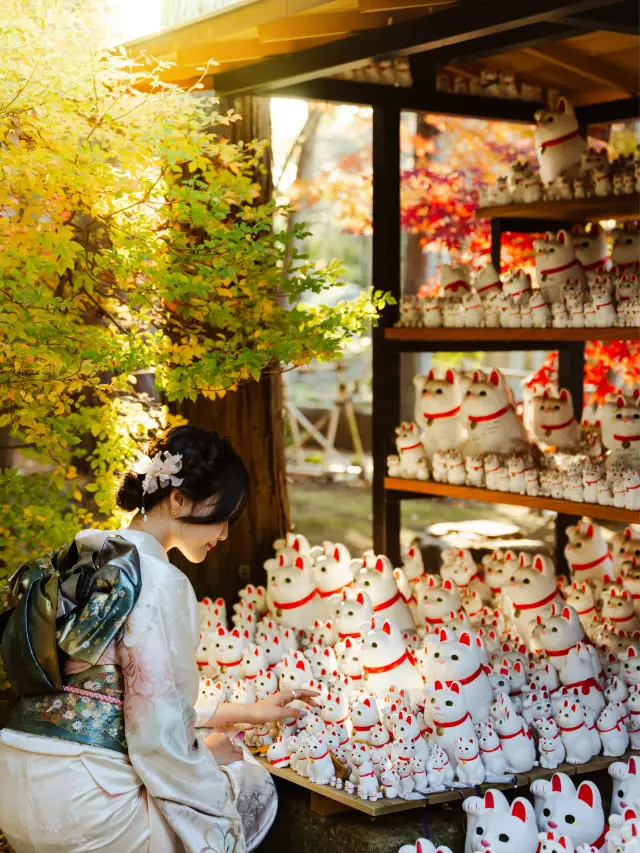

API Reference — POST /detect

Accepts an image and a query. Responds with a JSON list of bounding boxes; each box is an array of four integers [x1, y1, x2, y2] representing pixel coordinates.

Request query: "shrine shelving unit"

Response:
[[379, 189, 640, 571], [132, 0, 640, 573]]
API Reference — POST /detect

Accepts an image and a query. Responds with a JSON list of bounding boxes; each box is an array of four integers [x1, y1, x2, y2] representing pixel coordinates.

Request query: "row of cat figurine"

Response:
[[388, 438, 640, 510], [435, 67, 550, 103], [400, 369, 639, 473], [481, 148, 640, 208], [397, 281, 640, 329]]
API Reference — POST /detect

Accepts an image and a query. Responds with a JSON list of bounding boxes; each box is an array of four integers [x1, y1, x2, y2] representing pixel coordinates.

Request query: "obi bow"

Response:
[[0, 536, 141, 697]]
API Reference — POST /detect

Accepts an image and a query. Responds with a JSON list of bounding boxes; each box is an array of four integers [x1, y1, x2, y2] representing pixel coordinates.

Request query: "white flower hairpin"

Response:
[[133, 451, 184, 520]]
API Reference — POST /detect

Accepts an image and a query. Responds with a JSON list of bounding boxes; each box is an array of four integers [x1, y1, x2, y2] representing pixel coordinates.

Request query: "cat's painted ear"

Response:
[[510, 800, 528, 823], [489, 370, 501, 388], [445, 369, 455, 385]]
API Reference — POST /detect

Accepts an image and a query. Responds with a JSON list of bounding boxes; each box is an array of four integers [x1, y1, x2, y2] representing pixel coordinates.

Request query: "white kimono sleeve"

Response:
[[118, 565, 247, 853]]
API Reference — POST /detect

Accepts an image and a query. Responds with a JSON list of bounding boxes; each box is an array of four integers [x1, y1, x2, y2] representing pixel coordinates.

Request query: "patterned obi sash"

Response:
[[7, 664, 127, 754], [0, 535, 140, 755]]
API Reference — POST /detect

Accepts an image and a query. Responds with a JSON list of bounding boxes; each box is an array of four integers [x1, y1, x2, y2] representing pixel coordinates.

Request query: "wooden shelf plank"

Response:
[[385, 327, 640, 344], [259, 754, 639, 817], [385, 477, 640, 524], [476, 194, 640, 222]]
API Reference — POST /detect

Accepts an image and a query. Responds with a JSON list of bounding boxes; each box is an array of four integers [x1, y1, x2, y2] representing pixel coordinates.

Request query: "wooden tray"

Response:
[[258, 752, 639, 817]]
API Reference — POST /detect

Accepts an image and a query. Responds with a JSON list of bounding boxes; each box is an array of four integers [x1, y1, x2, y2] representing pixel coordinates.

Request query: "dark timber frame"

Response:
[[212, 0, 640, 570]]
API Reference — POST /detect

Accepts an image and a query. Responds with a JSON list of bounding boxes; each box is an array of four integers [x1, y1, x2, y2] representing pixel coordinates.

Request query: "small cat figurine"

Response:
[[534, 230, 585, 303], [462, 369, 528, 456], [395, 421, 427, 478], [602, 395, 640, 472], [533, 98, 586, 186], [413, 370, 465, 459], [531, 388, 580, 450], [455, 736, 485, 785]]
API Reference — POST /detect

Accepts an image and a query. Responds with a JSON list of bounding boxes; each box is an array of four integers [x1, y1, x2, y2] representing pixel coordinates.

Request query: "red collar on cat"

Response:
[[318, 582, 353, 598], [432, 711, 471, 728], [540, 417, 575, 431], [538, 128, 583, 150], [613, 433, 640, 442], [363, 648, 411, 675], [570, 552, 612, 571], [445, 665, 483, 686], [476, 280, 501, 294], [398, 441, 423, 452], [373, 590, 402, 612], [511, 588, 557, 610], [468, 404, 510, 424], [538, 257, 579, 277], [270, 755, 291, 765], [443, 280, 469, 293], [422, 405, 461, 420], [272, 588, 318, 610]]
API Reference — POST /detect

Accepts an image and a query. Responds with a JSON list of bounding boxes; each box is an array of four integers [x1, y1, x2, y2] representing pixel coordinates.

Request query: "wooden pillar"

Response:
[[372, 103, 401, 564]]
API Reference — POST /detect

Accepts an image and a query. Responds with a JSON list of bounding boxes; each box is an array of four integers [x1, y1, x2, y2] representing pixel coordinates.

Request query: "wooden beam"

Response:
[[258, 11, 394, 42], [548, 0, 640, 34], [213, 0, 629, 95], [524, 43, 638, 95], [575, 95, 640, 124], [359, 0, 454, 11]]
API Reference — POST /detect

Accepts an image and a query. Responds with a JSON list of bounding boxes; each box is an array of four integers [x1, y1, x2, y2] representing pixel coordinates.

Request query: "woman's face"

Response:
[[174, 518, 229, 563], [168, 490, 229, 563]]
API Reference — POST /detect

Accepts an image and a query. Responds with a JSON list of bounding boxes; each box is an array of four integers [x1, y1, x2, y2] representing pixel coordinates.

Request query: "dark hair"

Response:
[[116, 426, 249, 525]]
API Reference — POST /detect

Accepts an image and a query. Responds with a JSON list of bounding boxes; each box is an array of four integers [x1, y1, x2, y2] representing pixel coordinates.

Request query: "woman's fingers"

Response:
[[291, 689, 321, 706], [278, 705, 302, 720]]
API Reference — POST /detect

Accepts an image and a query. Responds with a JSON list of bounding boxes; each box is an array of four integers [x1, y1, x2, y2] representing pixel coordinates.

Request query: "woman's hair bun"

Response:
[[116, 471, 144, 512], [116, 425, 250, 524]]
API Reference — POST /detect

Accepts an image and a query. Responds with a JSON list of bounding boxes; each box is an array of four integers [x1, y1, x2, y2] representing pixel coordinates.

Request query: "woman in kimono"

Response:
[[0, 426, 315, 853]]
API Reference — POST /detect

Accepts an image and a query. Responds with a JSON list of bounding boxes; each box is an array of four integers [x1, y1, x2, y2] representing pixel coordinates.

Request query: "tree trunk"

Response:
[[171, 95, 291, 604]]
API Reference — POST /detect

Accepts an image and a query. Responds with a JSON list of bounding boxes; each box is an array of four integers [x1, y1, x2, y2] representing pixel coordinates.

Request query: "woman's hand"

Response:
[[246, 689, 321, 725], [204, 732, 244, 766]]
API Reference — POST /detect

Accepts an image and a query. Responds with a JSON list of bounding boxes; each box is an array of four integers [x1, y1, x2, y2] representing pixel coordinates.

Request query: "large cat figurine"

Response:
[[531, 387, 581, 450], [268, 554, 322, 630], [360, 619, 423, 700], [503, 555, 563, 647], [419, 628, 493, 722], [572, 223, 610, 280], [468, 794, 539, 853], [440, 263, 471, 297], [611, 222, 640, 273], [564, 518, 612, 589], [534, 774, 606, 850], [534, 230, 585, 303], [353, 554, 414, 631], [462, 368, 528, 455], [413, 370, 465, 459], [602, 394, 640, 472], [533, 98, 586, 186]]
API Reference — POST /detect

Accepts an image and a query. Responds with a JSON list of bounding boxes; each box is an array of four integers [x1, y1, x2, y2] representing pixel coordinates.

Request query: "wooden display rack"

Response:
[[259, 752, 640, 817], [476, 193, 640, 224]]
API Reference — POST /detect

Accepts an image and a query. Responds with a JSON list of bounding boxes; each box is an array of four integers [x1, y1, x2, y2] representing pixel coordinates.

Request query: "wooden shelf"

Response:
[[259, 753, 639, 817], [386, 327, 639, 344], [385, 478, 640, 524], [476, 194, 640, 223]]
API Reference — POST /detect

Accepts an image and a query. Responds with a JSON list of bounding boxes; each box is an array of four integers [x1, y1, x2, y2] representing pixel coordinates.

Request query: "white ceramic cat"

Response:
[[565, 518, 612, 588], [426, 743, 454, 790], [380, 767, 400, 799], [415, 577, 460, 629], [413, 370, 465, 459], [353, 555, 414, 631], [603, 395, 640, 472], [611, 223, 640, 273], [534, 230, 585, 303], [455, 736, 485, 785], [421, 629, 493, 721], [470, 794, 539, 853], [462, 290, 485, 327], [426, 680, 476, 768], [208, 625, 250, 683], [534, 98, 586, 186], [477, 720, 507, 777], [269, 554, 321, 630], [597, 705, 629, 756], [531, 388, 580, 450], [440, 263, 471, 297], [573, 223, 610, 279], [523, 173, 544, 202], [538, 604, 585, 671], [462, 368, 528, 455], [555, 699, 594, 764], [473, 263, 502, 300], [610, 756, 640, 816], [420, 297, 442, 327], [534, 717, 566, 768], [313, 543, 354, 614], [395, 421, 428, 478], [504, 555, 562, 647], [335, 589, 374, 641], [535, 774, 606, 850], [493, 708, 536, 772], [398, 841, 453, 853], [361, 619, 423, 700]]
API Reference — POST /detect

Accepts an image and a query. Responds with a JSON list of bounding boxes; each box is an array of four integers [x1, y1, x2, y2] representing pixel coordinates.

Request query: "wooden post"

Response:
[[372, 102, 402, 564]]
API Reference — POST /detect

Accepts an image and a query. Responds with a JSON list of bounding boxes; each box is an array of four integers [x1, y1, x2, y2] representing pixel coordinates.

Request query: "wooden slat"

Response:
[[258, 11, 394, 42], [385, 478, 640, 525], [524, 43, 638, 95], [476, 194, 640, 223], [385, 327, 640, 344], [359, 0, 454, 11]]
